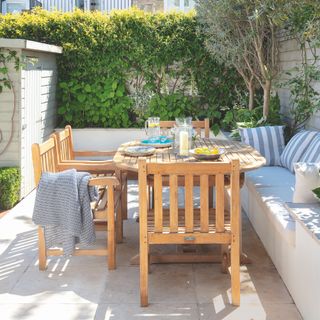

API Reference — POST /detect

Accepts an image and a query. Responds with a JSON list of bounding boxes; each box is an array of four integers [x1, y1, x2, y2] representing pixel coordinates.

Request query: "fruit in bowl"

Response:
[[190, 147, 224, 160], [194, 147, 220, 155]]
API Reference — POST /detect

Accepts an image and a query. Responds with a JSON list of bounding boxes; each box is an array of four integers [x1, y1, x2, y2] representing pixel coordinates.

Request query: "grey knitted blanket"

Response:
[[32, 169, 98, 255]]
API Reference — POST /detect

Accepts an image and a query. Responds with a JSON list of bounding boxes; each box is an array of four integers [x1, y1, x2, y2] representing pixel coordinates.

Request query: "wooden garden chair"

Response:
[[148, 118, 212, 208], [159, 118, 210, 138], [138, 159, 241, 307], [32, 137, 122, 271], [52, 125, 128, 220]]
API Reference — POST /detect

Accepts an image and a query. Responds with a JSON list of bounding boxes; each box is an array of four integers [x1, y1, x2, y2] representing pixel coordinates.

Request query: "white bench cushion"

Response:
[[245, 166, 295, 188]]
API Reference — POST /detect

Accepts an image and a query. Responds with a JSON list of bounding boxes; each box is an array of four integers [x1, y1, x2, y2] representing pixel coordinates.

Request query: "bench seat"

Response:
[[242, 165, 320, 320]]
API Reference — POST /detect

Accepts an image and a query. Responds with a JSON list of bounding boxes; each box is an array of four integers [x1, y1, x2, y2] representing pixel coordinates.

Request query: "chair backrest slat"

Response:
[[154, 174, 163, 232], [185, 174, 194, 232], [169, 174, 178, 232], [159, 118, 210, 138], [53, 125, 75, 162], [200, 174, 209, 232], [215, 173, 225, 232], [32, 137, 59, 186]]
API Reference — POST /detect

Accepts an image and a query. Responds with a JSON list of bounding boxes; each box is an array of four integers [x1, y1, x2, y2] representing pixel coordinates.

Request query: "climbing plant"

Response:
[[0, 49, 21, 156]]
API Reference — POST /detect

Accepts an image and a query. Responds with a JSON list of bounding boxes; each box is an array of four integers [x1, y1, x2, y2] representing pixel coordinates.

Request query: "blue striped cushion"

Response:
[[280, 130, 318, 172], [300, 133, 320, 163], [239, 126, 285, 166]]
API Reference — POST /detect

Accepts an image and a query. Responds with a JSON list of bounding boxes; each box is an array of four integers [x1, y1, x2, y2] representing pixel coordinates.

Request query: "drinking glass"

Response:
[[145, 117, 160, 142]]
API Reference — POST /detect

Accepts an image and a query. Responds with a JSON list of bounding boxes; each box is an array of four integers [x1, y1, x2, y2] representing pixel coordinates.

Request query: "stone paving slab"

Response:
[[0, 183, 302, 320]]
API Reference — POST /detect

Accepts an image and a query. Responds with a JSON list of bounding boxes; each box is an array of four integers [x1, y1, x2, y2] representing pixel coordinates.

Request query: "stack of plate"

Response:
[[123, 146, 156, 157]]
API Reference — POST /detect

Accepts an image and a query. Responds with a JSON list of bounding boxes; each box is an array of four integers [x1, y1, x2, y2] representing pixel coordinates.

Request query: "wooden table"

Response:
[[113, 137, 266, 266], [113, 138, 266, 173]]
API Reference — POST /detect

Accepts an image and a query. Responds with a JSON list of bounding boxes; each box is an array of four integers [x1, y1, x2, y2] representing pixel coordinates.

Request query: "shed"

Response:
[[0, 38, 62, 197]]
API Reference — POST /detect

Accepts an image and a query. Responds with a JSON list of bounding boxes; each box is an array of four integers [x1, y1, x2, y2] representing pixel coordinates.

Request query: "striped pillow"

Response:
[[300, 133, 320, 163], [239, 126, 285, 166], [280, 130, 318, 172]]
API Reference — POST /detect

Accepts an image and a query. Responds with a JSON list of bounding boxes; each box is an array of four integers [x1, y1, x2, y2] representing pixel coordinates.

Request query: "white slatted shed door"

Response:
[[41, 0, 76, 11], [21, 61, 42, 197], [100, 0, 132, 13]]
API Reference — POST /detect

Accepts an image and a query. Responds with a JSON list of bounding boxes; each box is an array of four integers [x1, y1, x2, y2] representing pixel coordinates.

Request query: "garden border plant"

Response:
[[0, 167, 20, 210]]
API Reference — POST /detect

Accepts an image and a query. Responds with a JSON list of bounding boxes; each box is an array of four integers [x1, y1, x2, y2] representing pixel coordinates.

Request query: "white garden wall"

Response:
[[60, 127, 220, 158], [278, 36, 320, 131]]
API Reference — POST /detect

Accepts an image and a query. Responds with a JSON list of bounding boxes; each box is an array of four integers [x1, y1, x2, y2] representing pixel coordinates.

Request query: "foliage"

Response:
[[58, 77, 132, 128], [223, 94, 282, 139], [0, 167, 20, 210], [281, 2, 320, 138], [313, 187, 320, 202], [0, 49, 20, 93], [0, 8, 245, 129], [147, 93, 194, 120], [196, 0, 289, 117]]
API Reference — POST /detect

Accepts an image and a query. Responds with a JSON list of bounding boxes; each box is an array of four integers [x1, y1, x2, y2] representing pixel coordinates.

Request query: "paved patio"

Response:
[[0, 182, 302, 320]]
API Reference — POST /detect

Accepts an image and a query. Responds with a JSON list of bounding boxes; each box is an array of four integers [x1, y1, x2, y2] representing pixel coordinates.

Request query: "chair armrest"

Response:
[[73, 150, 117, 157], [89, 176, 120, 188], [57, 160, 117, 173]]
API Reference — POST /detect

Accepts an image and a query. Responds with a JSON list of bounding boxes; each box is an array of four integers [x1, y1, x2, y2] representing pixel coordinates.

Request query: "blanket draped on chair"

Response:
[[32, 169, 98, 255]]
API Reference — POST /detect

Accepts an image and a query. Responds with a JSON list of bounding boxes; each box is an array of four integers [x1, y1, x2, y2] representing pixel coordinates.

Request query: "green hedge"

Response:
[[0, 8, 245, 131], [0, 167, 20, 210]]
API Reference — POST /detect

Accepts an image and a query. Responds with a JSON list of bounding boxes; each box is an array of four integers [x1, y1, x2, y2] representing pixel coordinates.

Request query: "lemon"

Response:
[[194, 147, 219, 155]]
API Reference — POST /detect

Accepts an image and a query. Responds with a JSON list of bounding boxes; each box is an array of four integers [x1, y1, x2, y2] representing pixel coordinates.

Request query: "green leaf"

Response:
[[77, 94, 86, 103], [0, 67, 8, 74], [84, 84, 91, 92], [211, 124, 220, 136], [312, 187, 320, 201], [112, 81, 118, 90]]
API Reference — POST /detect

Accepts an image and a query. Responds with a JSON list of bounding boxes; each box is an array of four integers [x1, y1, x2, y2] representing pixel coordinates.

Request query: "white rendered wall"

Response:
[[277, 36, 320, 131]]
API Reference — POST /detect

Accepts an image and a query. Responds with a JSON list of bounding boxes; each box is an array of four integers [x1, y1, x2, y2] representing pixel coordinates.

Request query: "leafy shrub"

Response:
[[0, 167, 20, 210], [58, 77, 132, 127], [147, 93, 195, 120], [223, 94, 283, 139], [0, 8, 245, 129]]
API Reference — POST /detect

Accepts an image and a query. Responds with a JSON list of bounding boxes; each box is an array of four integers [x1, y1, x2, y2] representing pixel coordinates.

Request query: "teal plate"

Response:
[[140, 136, 173, 148]]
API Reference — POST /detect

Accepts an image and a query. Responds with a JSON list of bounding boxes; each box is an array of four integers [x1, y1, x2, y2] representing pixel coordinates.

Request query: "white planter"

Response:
[[56, 127, 223, 154], [69, 128, 148, 152]]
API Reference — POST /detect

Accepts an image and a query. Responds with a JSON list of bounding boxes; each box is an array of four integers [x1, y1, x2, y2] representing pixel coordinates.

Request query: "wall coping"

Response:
[[0, 38, 62, 54], [286, 202, 320, 244]]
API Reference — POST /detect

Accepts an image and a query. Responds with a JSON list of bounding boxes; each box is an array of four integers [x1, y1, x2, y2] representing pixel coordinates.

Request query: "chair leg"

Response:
[[108, 207, 116, 270], [231, 239, 240, 306], [38, 227, 47, 271], [116, 203, 123, 244], [140, 242, 149, 307], [221, 244, 230, 274], [121, 173, 128, 220]]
